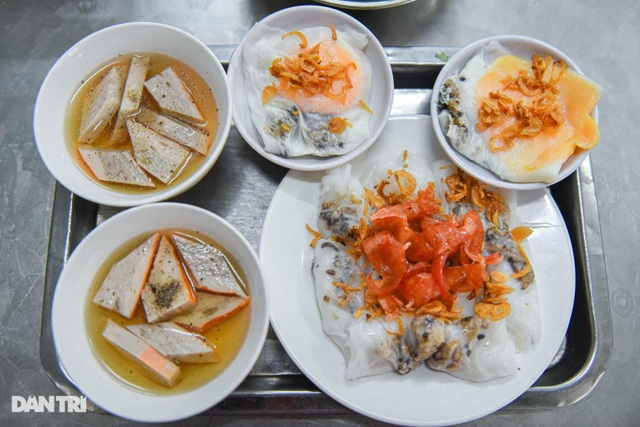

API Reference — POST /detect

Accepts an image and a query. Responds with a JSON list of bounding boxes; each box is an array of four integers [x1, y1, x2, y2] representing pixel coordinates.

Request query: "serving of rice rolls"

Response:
[[311, 151, 540, 382]]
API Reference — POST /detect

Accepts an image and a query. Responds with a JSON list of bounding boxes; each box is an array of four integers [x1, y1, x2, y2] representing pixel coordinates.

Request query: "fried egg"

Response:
[[438, 42, 601, 183], [242, 23, 373, 158]]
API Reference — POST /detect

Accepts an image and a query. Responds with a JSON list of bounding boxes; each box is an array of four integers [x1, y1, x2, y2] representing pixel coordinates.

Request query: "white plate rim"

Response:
[[51, 202, 269, 422], [429, 34, 599, 191], [228, 5, 394, 172], [261, 115, 575, 426]]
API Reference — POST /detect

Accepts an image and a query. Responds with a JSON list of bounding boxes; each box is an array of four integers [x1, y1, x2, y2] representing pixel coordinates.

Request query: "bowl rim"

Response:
[[228, 5, 394, 172], [51, 202, 269, 422], [314, 0, 416, 10], [429, 34, 599, 190], [33, 21, 232, 206]]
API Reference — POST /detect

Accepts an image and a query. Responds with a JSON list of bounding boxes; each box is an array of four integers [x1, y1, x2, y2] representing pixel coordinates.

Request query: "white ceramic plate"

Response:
[[52, 203, 269, 422], [228, 5, 394, 171], [430, 35, 599, 190], [34, 22, 232, 206], [261, 115, 575, 426]]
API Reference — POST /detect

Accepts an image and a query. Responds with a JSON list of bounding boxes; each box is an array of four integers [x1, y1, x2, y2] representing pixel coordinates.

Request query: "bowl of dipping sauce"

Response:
[[34, 22, 232, 206], [51, 202, 269, 422]]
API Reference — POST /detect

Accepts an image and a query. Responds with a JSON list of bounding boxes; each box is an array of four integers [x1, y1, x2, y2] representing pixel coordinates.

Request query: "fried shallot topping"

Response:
[[262, 83, 277, 105], [328, 117, 353, 134], [510, 226, 533, 279], [282, 31, 307, 48], [358, 99, 373, 114], [443, 168, 507, 226], [477, 54, 568, 152], [305, 223, 323, 248], [475, 267, 513, 321], [265, 25, 358, 107], [329, 22, 337, 41], [474, 299, 511, 321]]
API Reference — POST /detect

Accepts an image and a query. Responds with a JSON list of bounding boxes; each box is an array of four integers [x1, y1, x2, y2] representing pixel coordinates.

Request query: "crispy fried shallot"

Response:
[[262, 83, 278, 105], [510, 226, 533, 279], [282, 31, 307, 48], [477, 54, 568, 152], [475, 299, 511, 321], [444, 168, 506, 226], [358, 99, 373, 114], [264, 25, 359, 108], [306, 223, 323, 248], [329, 22, 337, 41], [328, 117, 353, 134]]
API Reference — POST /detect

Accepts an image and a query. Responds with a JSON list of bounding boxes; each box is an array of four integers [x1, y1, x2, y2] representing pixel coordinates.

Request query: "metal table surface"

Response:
[[0, 0, 636, 426]]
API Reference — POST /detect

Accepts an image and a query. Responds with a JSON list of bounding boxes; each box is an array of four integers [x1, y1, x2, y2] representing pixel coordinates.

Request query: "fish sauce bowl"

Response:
[[51, 203, 269, 422], [34, 22, 232, 206]]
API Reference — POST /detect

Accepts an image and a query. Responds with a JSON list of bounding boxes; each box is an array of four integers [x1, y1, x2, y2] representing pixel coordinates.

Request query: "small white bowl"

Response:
[[430, 35, 599, 190], [314, 0, 415, 10], [228, 5, 394, 171], [34, 22, 232, 206], [51, 203, 269, 422]]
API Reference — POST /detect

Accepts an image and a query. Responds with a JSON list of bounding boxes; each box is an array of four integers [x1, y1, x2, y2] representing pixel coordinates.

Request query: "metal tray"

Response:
[[40, 46, 613, 416]]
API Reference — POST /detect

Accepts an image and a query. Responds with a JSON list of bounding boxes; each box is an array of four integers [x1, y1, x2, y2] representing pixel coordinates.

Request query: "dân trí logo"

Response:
[[11, 396, 87, 413]]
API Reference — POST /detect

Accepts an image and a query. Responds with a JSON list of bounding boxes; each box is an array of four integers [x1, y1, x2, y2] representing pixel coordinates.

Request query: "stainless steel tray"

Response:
[[40, 46, 613, 416]]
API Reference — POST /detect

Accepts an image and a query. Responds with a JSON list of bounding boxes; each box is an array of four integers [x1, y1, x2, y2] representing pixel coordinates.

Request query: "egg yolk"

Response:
[[475, 54, 600, 172], [273, 37, 364, 116]]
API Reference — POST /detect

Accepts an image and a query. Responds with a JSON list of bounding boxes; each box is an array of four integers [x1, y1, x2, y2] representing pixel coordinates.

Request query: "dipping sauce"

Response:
[[65, 53, 218, 194], [85, 229, 250, 394]]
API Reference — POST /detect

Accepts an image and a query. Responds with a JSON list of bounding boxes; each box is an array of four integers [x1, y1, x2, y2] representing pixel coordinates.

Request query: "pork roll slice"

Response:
[[172, 291, 249, 334], [136, 107, 210, 155], [141, 235, 196, 323], [102, 320, 181, 387], [144, 67, 204, 123], [127, 120, 190, 184], [127, 322, 219, 364], [171, 234, 247, 297], [78, 146, 154, 187], [78, 65, 126, 144], [111, 56, 151, 144], [93, 233, 161, 318]]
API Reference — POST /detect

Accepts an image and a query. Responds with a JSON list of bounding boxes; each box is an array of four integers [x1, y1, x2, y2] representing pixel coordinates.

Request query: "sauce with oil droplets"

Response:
[[65, 53, 218, 194], [85, 229, 250, 394]]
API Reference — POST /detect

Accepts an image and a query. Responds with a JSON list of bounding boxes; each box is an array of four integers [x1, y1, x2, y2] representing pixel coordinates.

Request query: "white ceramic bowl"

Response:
[[228, 5, 394, 171], [51, 203, 269, 422], [430, 35, 599, 190], [34, 22, 232, 206], [314, 0, 415, 9]]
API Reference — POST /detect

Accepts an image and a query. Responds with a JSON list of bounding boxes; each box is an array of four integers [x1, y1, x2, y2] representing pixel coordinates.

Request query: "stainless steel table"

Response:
[[1, 0, 636, 426]]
